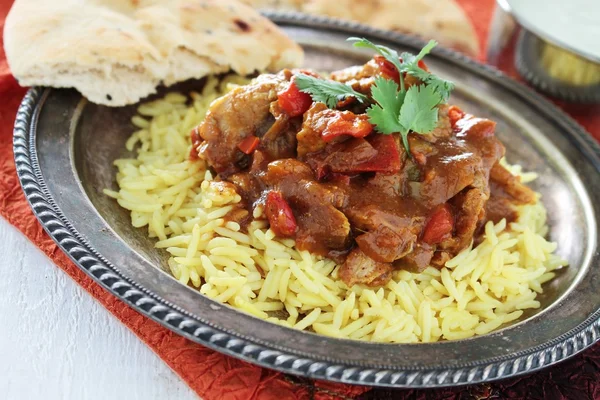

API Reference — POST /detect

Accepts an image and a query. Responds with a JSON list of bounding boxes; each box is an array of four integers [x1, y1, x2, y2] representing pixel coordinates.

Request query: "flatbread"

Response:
[[4, 0, 304, 106], [240, 0, 479, 56]]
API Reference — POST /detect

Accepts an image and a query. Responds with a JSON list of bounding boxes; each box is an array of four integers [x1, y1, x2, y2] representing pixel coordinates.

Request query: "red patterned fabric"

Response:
[[0, 0, 599, 399]]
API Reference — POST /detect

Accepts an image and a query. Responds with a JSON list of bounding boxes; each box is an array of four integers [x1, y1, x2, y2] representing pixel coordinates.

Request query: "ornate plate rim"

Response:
[[13, 12, 600, 388]]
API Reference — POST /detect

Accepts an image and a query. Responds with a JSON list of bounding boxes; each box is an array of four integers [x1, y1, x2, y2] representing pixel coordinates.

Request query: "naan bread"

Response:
[[4, 0, 303, 106], [240, 0, 479, 56]]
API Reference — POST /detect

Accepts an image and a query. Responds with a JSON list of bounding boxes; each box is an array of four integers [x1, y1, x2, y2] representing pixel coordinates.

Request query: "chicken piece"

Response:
[[259, 101, 299, 161], [296, 103, 330, 157], [365, 170, 406, 198], [260, 159, 351, 253], [421, 105, 454, 143], [343, 203, 419, 232], [322, 138, 378, 173], [417, 139, 480, 208], [439, 187, 487, 254], [485, 162, 537, 224], [197, 73, 289, 175], [227, 172, 262, 204], [489, 163, 536, 204], [259, 158, 314, 183], [393, 243, 434, 272], [339, 248, 393, 287], [417, 131, 505, 209], [330, 59, 379, 95], [343, 202, 424, 265], [355, 225, 416, 263]]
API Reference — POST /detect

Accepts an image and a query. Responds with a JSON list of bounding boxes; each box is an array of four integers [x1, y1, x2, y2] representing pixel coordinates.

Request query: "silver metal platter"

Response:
[[13, 13, 600, 388]]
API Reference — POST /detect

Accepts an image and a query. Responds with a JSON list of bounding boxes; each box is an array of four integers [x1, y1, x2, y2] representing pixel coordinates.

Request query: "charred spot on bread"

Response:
[[234, 19, 251, 32], [106, 94, 112, 101]]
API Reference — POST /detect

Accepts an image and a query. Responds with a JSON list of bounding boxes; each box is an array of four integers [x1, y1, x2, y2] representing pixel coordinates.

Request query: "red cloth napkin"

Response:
[[1, 0, 599, 399]]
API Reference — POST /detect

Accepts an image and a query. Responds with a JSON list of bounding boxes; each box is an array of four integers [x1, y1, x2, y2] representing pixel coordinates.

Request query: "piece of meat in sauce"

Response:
[[194, 60, 539, 288], [339, 248, 393, 287], [196, 72, 295, 176], [259, 159, 352, 257], [296, 102, 330, 158], [486, 163, 537, 224], [330, 59, 379, 96]]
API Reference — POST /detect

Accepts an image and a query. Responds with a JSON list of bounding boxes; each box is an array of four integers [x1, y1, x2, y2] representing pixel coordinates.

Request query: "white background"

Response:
[[0, 218, 198, 400]]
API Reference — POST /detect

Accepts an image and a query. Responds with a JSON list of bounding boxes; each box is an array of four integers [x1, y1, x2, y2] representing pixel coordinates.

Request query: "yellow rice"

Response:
[[105, 76, 567, 343]]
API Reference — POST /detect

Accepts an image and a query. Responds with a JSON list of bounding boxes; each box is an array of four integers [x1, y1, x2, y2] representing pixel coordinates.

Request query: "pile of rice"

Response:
[[104, 76, 567, 343]]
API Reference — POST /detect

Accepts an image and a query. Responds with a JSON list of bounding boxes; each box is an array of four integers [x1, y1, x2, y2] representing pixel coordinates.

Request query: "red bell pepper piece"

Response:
[[422, 204, 454, 245], [265, 191, 297, 237], [356, 134, 402, 173], [447, 105, 465, 130], [374, 57, 429, 85], [277, 77, 313, 117], [322, 112, 373, 142], [374, 55, 400, 84], [237, 135, 260, 154], [323, 135, 401, 174]]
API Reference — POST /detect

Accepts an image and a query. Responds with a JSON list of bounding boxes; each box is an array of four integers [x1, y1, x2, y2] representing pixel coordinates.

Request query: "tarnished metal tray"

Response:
[[13, 13, 600, 388]]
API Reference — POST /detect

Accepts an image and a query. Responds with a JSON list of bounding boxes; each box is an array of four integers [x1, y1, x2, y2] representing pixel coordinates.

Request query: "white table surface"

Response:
[[0, 218, 198, 400]]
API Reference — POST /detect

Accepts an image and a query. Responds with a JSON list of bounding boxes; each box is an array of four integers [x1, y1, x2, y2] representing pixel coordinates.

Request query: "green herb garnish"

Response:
[[294, 37, 455, 154], [365, 77, 405, 135], [348, 37, 406, 92], [367, 77, 441, 153], [295, 74, 368, 108], [349, 37, 454, 101], [350, 37, 453, 152]]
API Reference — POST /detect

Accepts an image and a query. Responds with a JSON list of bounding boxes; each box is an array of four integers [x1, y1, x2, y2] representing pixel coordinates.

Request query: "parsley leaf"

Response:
[[294, 73, 368, 108], [366, 77, 405, 135], [398, 85, 441, 152]]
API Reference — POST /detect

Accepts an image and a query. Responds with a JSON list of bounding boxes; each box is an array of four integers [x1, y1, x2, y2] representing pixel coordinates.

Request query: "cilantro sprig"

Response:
[[348, 37, 454, 101], [348, 37, 407, 93], [367, 77, 440, 153], [293, 37, 455, 154], [350, 38, 455, 153], [295, 74, 368, 108]]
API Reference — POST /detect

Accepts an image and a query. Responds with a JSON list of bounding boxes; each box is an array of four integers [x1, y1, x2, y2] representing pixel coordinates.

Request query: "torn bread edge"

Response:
[[3, 0, 304, 106]]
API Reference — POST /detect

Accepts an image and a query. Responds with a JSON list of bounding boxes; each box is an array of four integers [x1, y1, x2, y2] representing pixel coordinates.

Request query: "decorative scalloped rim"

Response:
[[12, 13, 600, 388]]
